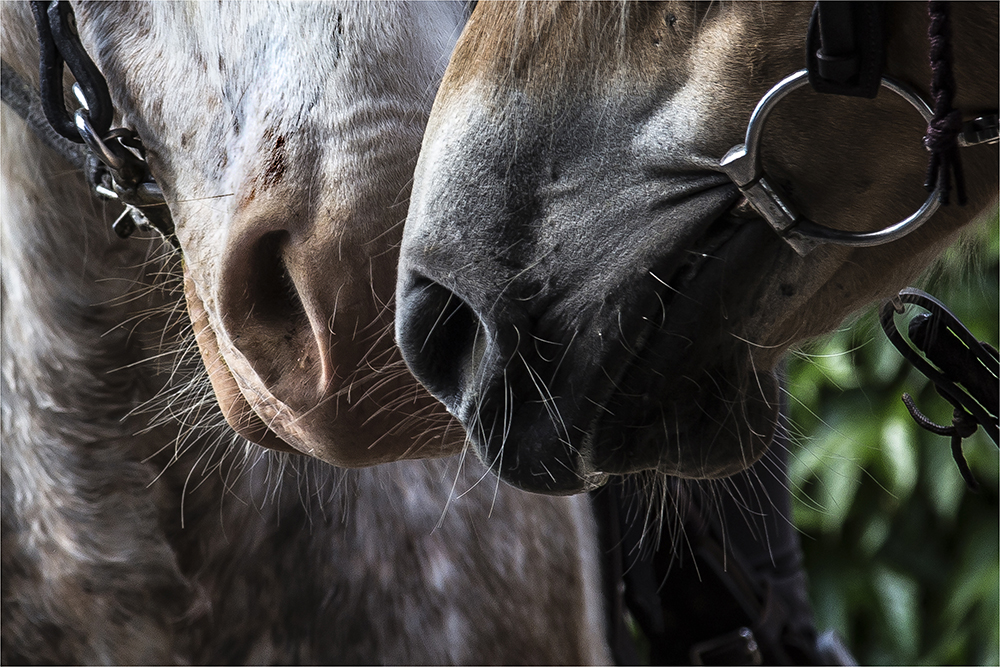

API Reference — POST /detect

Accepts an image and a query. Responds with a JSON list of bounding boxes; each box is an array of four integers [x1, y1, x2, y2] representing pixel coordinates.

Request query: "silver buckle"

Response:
[[958, 113, 1000, 147], [71, 84, 174, 244]]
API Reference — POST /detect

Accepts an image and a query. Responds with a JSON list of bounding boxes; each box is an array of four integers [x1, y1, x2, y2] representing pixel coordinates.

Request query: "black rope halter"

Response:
[[924, 1, 968, 206]]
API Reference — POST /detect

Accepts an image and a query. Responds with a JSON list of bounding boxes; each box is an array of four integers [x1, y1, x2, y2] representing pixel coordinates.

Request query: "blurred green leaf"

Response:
[[859, 513, 891, 558], [788, 213, 999, 666], [875, 416, 918, 503], [872, 565, 920, 661], [924, 439, 967, 522]]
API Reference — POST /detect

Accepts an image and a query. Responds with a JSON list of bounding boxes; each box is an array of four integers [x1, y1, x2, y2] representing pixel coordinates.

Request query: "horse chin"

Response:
[[472, 349, 780, 495], [447, 211, 783, 495], [645, 369, 779, 480], [591, 219, 783, 482]]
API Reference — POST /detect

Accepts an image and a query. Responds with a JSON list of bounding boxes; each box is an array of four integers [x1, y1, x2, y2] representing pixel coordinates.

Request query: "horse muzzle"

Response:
[[397, 131, 783, 493]]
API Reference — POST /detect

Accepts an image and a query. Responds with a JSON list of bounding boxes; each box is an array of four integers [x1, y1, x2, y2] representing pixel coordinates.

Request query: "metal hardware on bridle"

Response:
[[880, 288, 999, 490], [720, 0, 999, 256], [720, 71, 942, 256], [72, 89, 176, 246], [25, 0, 177, 248]]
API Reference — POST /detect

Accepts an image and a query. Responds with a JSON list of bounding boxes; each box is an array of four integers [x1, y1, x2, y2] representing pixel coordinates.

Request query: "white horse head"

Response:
[[69, 0, 472, 465]]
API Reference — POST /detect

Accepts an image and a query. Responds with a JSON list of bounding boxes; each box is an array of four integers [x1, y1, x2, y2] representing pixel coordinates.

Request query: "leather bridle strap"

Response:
[[1, 1, 177, 247], [806, 1, 886, 98], [924, 1, 967, 206]]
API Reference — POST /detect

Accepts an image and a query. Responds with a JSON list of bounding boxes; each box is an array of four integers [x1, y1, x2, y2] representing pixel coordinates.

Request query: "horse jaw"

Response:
[[72, 1, 469, 466], [397, 2, 999, 493]]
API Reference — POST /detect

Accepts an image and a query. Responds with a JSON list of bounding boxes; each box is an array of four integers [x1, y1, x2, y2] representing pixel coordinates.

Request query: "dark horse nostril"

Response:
[[247, 231, 304, 324], [397, 275, 482, 409]]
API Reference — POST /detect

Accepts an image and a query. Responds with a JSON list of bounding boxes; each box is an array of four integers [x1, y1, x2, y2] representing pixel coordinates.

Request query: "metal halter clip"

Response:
[[30, 0, 177, 248], [880, 288, 999, 489], [74, 109, 127, 173], [71, 83, 176, 245], [958, 113, 1000, 147], [720, 69, 943, 256]]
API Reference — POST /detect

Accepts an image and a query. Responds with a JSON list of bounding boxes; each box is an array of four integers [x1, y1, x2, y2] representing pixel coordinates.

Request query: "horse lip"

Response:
[[727, 194, 763, 220], [403, 176, 753, 489], [488, 179, 751, 485], [579, 206, 769, 478]]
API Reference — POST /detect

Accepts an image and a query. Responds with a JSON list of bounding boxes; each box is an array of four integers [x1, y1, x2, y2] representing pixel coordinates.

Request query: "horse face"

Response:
[[397, 2, 999, 493], [72, 1, 470, 465]]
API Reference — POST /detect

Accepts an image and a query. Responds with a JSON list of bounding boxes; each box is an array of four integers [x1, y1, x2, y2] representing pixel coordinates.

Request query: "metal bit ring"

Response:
[[719, 69, 943, 256]]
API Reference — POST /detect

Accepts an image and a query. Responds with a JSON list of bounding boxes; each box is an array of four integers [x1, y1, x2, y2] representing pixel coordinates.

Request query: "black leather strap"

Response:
[[806, 1, 886, 98], [592, 402, 850, 665], [592, 485, 643, 666]]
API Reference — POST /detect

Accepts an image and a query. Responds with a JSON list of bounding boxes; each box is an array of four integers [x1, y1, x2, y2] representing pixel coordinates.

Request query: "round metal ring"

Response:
[[720, 69, 942, 254], [74, 109, 126, 172]]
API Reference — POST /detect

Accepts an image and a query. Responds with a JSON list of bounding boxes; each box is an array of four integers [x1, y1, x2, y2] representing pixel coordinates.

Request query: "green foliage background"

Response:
[[788, 215, 999, 666]]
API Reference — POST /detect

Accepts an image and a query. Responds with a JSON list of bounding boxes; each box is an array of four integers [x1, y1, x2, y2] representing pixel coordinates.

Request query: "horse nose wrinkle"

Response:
[[397, 274, 484, 411]]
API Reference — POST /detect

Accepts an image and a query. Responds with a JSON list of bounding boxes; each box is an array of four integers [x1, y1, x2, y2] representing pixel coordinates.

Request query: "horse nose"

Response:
[[217, 222, 335, 401], [395, 272, 484, 413], [203, 193, 404, 464], [397, 265, 597, 495]]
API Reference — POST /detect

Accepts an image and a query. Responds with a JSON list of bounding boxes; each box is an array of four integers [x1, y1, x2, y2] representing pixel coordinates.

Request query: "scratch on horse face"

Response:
[[396, 1, 999, 494]]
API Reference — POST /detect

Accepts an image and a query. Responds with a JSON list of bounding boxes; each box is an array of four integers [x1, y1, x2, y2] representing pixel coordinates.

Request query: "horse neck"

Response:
[[1, 78, 197, 667], [0, 3, 38, 87], [2, 122, 180, 451]]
